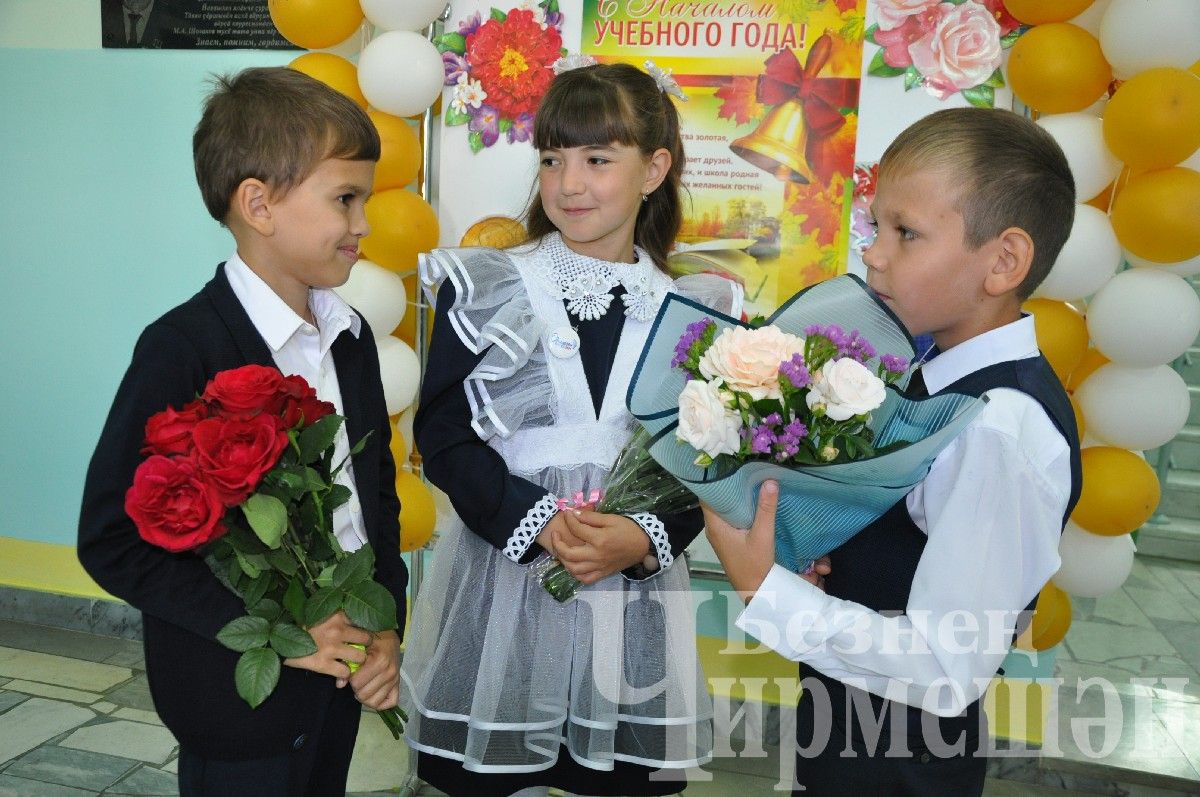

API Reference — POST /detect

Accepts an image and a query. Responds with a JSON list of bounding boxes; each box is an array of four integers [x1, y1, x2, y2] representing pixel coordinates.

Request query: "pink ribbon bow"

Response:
[[555, 489, 603, 511]]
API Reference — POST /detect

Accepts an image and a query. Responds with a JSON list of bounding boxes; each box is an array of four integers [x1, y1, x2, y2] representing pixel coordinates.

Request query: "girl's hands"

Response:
[[553, 511, 651, 584]]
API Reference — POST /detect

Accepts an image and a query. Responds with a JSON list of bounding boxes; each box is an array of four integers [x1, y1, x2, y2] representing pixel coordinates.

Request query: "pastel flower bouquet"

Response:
[[124, 364, 405, 738], [627, 275, 988, 572]]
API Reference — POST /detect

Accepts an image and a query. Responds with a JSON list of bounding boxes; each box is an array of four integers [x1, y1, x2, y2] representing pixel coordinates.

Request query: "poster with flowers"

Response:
[[865, 0, 1020, 107], [436, 1, 566, 153], [582, 0, 866, 315]]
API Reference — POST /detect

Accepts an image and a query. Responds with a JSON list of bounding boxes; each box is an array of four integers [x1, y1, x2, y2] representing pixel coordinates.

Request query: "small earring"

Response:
[[641, 193, 649, 202]]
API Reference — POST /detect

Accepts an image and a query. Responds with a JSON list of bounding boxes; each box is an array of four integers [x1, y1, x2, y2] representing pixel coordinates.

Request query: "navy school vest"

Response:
[[798, 354, 1083, 755]]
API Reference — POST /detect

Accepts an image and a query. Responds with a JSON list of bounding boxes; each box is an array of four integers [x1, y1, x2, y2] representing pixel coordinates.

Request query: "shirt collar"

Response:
[[920, 314, 1039, 395], [224, 252, 361, 354]]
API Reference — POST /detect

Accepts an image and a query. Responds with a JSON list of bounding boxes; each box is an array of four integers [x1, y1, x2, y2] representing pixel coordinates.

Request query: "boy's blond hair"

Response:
[[880, 108, 1074, 299], [193, 67, 380, 224]]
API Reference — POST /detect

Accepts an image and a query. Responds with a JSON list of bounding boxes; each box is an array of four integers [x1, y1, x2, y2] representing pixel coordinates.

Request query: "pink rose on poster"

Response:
[[875, 0, 940, 31], [909, 2, 1003, 100]]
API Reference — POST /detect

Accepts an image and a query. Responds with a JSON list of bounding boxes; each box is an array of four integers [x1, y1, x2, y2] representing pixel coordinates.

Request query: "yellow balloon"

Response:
[[1104, 68, 1200, 170], [361, 189, 440, 273], [389, 419, 410, 469], [1066, 347, 1109, 393], [1072, 446, 1161, 536], [395, 470, 436, 552], [459, 216, 528, 249], [269, 0, 363, 50], [1110, 167, 1200, 263], [1016, 583, 1072, 651], [288, 52, 367, 110], [1004, 0, 1094, 25], [1068, 393, 1086, 441], [369, 111, 422, 192], [1008, 23, 1112, 114], [1022, 299, 1089, 382]]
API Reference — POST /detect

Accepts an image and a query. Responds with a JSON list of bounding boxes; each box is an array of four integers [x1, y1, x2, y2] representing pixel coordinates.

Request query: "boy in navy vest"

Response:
[[703, 108, 1081, 796], [78, 68, 408, 796]]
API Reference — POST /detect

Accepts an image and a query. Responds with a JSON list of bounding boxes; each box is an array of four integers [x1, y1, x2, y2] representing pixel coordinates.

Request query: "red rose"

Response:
[[202, 365, 286, 419], [276, 374, 336, 429], [142, 399, 209, 457], [191, 414, 289, 505], [125, 455, 227, 552]]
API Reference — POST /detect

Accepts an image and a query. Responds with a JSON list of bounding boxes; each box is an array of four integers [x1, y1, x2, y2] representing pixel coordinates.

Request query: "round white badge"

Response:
[[547, 326, 581, 359]]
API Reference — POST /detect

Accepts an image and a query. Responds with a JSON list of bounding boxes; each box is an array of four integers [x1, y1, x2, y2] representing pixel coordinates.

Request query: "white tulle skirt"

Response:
[[400, 516, 713, 774]]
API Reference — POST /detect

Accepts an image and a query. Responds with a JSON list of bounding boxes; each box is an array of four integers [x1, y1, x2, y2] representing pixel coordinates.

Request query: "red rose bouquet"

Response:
[[124, 364, 405, 738]]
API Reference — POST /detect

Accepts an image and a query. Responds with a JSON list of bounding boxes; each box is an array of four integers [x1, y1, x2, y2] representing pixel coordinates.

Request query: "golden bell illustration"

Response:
[[730, 97, 814, 184]]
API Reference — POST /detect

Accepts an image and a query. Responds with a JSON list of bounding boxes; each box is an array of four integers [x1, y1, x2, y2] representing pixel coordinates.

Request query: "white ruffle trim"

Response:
[[628, 512, 673, 576], [503, 494, 559, 562]]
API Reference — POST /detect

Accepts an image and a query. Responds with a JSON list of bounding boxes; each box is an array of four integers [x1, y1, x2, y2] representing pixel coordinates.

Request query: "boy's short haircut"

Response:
[[193, 67, 381, 224], [879, 108, 1075, 299]]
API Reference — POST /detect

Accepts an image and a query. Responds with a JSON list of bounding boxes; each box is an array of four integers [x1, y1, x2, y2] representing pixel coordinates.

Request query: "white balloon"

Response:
[[334, 259, 407, 336], [1052, 521, 1136, 598], [1099, 0, 1200, 79], [1126, 250, 1200, 279], [1036, 114, 1122, 203], [1076, 363, 1191, 450], [1086, 269, 1200, 366], [1067, 0, 1111, 36], [317, 20, 370, 58], [361, 0, 448, 32], [358, 30, 443, 117], [1035, 205, 1121, 301], [376, 335, 421, 414], [1183, 146, 1200, 173]]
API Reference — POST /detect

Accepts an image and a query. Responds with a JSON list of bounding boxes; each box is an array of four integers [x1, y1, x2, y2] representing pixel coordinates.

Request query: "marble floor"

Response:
[[1, 554, 1198, 796]]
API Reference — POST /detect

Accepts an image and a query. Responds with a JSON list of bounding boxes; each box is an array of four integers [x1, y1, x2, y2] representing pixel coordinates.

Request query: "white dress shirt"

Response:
[[736, 315, 1071, 716], [225, 252, 369, 554]]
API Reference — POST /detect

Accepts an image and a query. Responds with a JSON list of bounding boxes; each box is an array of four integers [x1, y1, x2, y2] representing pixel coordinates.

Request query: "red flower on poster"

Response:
[[468, 9, 563, 118]]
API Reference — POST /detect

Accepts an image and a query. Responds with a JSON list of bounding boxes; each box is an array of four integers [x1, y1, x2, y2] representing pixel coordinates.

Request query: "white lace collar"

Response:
[[531, 232, 666, 322]]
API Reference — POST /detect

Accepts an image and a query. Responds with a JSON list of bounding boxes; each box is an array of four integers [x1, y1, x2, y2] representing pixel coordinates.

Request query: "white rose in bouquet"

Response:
[[806, 358, 887, 421], [677, 379, 742, 459], [698, 326, 805, 400]]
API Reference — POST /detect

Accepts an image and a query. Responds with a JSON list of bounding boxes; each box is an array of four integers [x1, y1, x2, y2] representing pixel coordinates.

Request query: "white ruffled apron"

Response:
[[401, 241, 717, 774]]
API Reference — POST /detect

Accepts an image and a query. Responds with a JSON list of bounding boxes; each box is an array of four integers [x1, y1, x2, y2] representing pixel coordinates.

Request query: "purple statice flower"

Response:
[[458, 11, 482, 36], [762, 412, 782, 426], [841, 329, 877, 363], [544, 10, 564, 29], [507, 111, 534, 144], [469, 104, 499, 147], [772, 419, 807, 462], [881, 353, 910, 375], [671, 318, 715, 369], [778, 353, 810, 389], [750, 423, 777, 455], [443, 52, 469, 86], [805, 323, 850, 350]]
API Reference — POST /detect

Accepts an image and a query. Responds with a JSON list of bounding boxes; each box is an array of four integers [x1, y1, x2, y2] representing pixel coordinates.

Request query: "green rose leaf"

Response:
[[216, 615, 270, 652], [315, 565, 336, 589], [248, 598, 282, 622], [984, 68, 1006, 88], [1001, 29, 1022, 48], [268, 622, 318, 658], [864, 23, 879, 45], [333, 546, 375, 590], [326, 484, 352, 513], [242, 493, 288, 549], [468, 130, 485, 154], [242, 571, 273, 608], [343, 580, 398, 632], [903, 66, 923, 92], [868, 48, 907, 78], [348, 431, 373, 458], [960, 84, 995, 108], [298, 415, 342, 464], [305, 587, 343, 627], [265, 547, 299, 576], [234, 648, 280, 709], [490, 7, 506, 21], [282, 577, 306, 625]]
